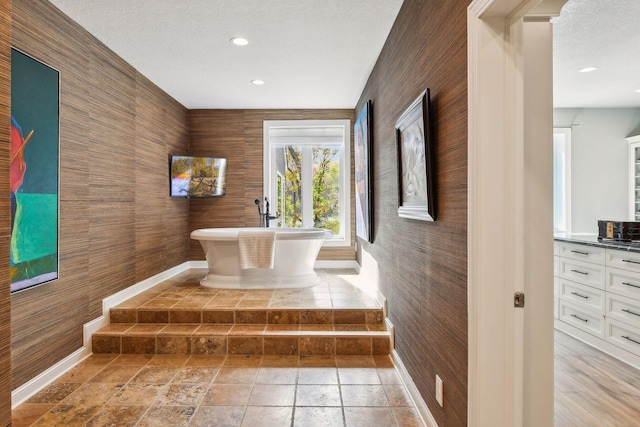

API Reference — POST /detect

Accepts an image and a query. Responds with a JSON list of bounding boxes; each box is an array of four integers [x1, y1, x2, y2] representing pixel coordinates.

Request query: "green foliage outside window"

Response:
[[281, 145, 340, 235], [312, 147, 340, 233]]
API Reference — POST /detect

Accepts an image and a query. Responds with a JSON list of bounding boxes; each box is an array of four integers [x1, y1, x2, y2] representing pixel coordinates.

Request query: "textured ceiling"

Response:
[[553, 0, 640, 108], [48, 0, 639, 110], [49, 0, 404, 109]]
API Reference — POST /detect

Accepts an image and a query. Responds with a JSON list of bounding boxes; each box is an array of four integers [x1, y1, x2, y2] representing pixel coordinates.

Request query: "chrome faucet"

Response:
[[254, 197, 278, 227]]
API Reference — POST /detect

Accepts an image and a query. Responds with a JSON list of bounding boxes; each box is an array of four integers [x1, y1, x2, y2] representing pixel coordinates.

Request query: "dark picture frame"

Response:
[[395, 89, 435, 222], [354, 100, 373, 242], [10, 47, 61, 292]]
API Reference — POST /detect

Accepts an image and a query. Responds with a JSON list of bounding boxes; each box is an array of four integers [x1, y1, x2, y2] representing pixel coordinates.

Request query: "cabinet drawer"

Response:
[[559, 242, 606, 264], [606, 318, 640, 356], [606, 249, 640, 273], [606, 266, 640, 300], [606, 294, 640, 329], [554, 276, 559, 298], [554, 256, 559, 276], [554, 241, 559, 256], [554, 297, 559, 320], [559, 258, 605, 290], [559, 279, 605, 313], [559, 300, 605, 338]]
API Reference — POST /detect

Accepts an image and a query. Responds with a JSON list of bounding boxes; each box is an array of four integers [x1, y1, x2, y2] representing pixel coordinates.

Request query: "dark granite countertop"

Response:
[[554, 233, 640, 253]]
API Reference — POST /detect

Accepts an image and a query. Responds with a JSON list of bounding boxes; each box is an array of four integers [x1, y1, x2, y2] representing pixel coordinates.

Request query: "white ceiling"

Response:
[[48, 0, 640, 110], [48, 0, 404, 109], [553, 0, 640, 108]]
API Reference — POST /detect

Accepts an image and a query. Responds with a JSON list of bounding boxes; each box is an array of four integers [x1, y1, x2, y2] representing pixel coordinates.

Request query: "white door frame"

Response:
[[468, 0, 566, 425]]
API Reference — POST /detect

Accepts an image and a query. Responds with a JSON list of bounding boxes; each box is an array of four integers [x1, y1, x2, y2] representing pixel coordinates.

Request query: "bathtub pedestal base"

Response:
[[199, 271, 321, 289]]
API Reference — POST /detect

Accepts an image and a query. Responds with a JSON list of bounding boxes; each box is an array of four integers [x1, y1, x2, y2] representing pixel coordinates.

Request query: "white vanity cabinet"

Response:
[[554, 238, 640, 367], [605, 248, 640, 357], [556, 241, 606, 338]]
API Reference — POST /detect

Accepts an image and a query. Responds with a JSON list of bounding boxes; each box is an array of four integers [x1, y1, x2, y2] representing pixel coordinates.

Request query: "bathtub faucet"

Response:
[[254, 197, 278, 227]]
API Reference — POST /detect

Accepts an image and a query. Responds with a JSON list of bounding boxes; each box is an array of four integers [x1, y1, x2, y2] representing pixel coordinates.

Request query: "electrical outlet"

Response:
[[436, 374, 444, 407]]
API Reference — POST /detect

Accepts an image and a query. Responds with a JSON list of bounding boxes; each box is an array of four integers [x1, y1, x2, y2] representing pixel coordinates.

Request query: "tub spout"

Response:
[[255, 197, 278, 227], [264, 197, 278, 228]]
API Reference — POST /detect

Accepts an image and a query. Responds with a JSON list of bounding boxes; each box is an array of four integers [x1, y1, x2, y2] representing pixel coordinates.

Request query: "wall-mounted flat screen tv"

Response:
[[170, 155, 227, 197]]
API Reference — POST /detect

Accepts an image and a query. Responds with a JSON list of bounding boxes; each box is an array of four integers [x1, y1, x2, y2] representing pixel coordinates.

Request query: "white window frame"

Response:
[[263, 119, 351, 247], [553, 127, 572, 233]]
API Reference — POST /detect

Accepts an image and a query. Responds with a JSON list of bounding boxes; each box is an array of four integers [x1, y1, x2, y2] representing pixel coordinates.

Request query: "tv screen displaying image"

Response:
[[170, 155, 227, 197]]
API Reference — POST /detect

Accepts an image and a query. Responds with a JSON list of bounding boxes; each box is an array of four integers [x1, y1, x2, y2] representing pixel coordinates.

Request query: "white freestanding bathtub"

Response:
[[190, 227, 331, 289]]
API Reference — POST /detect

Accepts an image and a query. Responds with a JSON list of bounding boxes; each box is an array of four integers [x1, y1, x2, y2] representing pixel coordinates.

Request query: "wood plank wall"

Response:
[[10, 0, 189, 389], [188, 109, 356, 262], [0, 0, 12, 423], [356, 0, 470, 425]]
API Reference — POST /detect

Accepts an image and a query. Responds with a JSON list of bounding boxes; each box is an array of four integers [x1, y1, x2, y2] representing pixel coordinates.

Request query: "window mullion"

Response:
[[301, 146, 313, 228]]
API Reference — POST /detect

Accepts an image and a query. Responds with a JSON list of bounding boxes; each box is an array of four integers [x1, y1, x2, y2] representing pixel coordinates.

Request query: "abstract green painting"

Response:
[[10, 48, 59, 293]]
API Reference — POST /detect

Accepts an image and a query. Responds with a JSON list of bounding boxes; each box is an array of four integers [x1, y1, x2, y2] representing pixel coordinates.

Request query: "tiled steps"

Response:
[[92, 307, 391, 357]]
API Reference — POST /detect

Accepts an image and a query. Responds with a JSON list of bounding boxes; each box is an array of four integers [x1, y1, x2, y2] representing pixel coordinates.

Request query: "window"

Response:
[[263, 120, 351, 246], [553, 128, 572, 233]]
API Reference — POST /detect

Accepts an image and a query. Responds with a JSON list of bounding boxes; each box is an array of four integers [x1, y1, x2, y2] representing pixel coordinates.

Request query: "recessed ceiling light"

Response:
[[578, 66, 598, 73], [635, 89, 640, 93], [251, 79, 265, 86], [230, 37, 248, 46]]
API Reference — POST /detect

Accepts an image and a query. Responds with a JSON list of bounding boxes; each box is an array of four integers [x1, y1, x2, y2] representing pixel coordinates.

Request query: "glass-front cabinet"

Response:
[[628, 135, 640, 221]]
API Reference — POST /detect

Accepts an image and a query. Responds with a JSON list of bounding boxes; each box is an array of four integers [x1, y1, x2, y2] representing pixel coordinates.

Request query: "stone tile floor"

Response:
[[114, 268, 383, 311], [12, 354, 426, 426], [12, 269, 424, 426], [93, 269, 390, 358]]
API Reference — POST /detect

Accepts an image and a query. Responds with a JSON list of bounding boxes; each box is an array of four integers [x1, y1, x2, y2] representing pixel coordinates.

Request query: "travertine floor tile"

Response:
[[341, 385, 389, 407], [297, 367, 339, 385], [13, 270, 426, 427], [248, 384, 296, 406], [344, 407, 396, 427], [202, 384, 253, 406], [293, 407, 344, 427], [255, 367, 298, 384], [296, 384, 342, 406], [241, 406, 293, 427]]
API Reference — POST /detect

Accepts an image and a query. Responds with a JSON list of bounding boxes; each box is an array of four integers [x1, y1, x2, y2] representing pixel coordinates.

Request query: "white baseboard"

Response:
[[102, 262, 194, 318], [391, 349, 439, 427], [189, 260, 208, 269], [11, 347, 90, 409], [385, 318, 395, 350], [11, 261, 193, 409]]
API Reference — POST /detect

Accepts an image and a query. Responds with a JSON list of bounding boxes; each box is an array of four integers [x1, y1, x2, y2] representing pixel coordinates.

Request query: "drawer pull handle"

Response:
[[622, 259, 640, 265], [622, 335, 640, 346], [622, 308, 640, 318], [570, 313, 589, 323], [570, 292, 589, 299], [622, 282, 640, 289], [571, 250, 590, 255], [570, 269, 589, 276]]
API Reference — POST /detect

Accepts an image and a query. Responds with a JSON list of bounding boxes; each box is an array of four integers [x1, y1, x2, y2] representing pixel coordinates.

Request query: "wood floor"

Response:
[[555, 330, 640, 426]]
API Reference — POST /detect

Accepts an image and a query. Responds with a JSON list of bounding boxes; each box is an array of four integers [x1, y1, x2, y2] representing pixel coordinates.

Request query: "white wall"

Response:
[[554, 108, 640, 233]]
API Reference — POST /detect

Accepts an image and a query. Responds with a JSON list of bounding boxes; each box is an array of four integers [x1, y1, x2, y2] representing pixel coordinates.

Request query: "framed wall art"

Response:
[[395, 89, 435, 222], [10, 48, 60, 293], [354, 100, 373, 242]]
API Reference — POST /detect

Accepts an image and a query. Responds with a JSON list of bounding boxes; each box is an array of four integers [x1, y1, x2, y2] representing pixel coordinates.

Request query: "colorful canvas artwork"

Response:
[[10, 48, 60, 292]]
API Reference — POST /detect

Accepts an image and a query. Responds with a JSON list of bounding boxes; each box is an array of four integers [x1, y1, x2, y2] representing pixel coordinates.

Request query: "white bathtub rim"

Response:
[[190, 227, 332, 241]]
